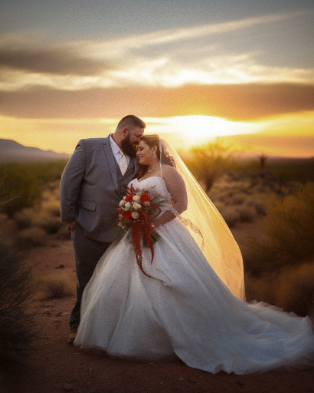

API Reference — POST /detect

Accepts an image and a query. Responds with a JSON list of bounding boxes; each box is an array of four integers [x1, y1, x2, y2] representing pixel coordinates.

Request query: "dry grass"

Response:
[[0, 240, 37, 356], [57, 225, 71, 240], [34, 272, 76, 300], [245, 263, 314, 318], [220, 208, 240, 228], [15, 227, 46, 248], [14, 208, 34, 229], [276, 263, 314, 318], [12, 181, 66, 246], [245, 272, 280, 306], [237, 204, 256, 223], [208, 171, 288, 228], [243, 182, 314, 274]]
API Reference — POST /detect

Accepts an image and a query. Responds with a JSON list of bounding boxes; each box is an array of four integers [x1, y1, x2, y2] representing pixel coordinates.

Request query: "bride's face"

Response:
[[136, 140, 156, 166]]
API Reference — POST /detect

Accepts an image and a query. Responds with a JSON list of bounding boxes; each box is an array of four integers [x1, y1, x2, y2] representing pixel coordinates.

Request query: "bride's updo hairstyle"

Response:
[[137, 134, 172, 178]]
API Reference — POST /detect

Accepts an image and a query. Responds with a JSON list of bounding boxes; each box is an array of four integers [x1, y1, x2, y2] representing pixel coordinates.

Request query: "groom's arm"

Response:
[[60, 140, 87, 224]]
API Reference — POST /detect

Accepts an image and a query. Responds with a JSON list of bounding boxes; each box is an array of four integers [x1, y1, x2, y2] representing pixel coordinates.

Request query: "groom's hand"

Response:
[[67, 221, 77, 230]]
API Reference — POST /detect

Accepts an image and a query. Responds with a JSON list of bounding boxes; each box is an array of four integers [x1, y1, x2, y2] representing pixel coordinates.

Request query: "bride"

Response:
[[74, 135, 314, 374]]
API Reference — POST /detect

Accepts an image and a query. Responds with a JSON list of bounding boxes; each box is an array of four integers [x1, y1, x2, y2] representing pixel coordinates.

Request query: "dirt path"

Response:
[[1, 235, 314, 393]]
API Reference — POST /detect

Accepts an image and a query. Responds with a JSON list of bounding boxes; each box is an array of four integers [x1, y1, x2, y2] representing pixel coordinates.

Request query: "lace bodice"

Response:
[[129, 177, 179, 216]]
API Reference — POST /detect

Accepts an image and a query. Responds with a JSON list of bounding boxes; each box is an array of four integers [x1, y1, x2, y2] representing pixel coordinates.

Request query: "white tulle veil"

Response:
[[159, 139, 245, 301]]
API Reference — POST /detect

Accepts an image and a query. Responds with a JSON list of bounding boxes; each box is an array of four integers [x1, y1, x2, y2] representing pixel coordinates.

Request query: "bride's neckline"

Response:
[[136, 176, 163, 183]]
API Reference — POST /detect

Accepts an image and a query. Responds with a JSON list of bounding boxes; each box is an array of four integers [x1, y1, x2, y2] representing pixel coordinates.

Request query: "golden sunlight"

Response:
[[145, 116, 263, 150]]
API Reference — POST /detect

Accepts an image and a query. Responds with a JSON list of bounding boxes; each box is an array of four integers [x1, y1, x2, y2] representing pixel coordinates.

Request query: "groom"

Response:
[[60, 115, 145, 343]]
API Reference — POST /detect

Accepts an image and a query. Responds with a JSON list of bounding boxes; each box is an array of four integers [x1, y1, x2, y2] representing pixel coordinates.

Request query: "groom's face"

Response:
[[121, 127, 144, 158]]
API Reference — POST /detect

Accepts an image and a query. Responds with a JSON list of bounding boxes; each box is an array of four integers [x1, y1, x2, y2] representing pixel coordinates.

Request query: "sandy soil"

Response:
[[1, 221, 314, 393]]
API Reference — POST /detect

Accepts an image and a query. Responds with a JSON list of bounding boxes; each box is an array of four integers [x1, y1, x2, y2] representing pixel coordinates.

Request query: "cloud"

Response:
[[0, 10, 313, 92], [0, 83, 313, 120], [0, 44, 116, 76]]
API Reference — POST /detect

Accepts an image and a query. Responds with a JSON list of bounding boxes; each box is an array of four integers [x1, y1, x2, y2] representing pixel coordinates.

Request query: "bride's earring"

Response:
[[152, 151, 157, 160]]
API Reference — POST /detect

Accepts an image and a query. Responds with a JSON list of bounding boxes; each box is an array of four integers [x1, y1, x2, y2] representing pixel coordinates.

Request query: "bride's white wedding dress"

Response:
[[74, 176, 314, 375]]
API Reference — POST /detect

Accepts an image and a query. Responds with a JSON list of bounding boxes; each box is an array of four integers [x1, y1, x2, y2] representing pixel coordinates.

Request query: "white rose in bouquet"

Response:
[[133, 195, 140, 202], [124, 202, 131, 210], [131, 211, 139, 219], [119, 200, 125, 206], [133, 202, 141, 210]]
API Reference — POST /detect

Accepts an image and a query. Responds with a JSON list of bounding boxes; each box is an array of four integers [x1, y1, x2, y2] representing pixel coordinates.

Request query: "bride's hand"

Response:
[[152, 221, 159, 229]]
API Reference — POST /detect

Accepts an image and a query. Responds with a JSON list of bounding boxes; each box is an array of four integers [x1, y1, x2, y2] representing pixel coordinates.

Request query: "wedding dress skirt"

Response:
[[74, 177, 314, 375]]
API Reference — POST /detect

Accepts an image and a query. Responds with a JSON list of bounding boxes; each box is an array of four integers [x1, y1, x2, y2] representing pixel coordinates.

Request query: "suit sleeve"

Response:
[[60, 140, 86, 222]]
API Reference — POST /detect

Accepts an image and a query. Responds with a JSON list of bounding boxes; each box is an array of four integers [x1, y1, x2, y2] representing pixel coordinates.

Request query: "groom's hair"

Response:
[[117, 115, 146, 131]]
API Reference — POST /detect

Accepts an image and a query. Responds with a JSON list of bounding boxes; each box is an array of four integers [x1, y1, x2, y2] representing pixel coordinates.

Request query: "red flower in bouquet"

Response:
[[116, 184, 161, 277], [125, 194, 134, 202], [124, 211, 132, 220], [140, 192, 150, 201]]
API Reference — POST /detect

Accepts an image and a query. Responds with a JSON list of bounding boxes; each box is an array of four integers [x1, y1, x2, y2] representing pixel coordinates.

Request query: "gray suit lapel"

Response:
[[103, 138, 119, 191]]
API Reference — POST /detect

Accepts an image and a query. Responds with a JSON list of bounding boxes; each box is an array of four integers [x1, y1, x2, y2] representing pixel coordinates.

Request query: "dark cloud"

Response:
[[0, 83, 313, 120], [0, 46, 115, 75]]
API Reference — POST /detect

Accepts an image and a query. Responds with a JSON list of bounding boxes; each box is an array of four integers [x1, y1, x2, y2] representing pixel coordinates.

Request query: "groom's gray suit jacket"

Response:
[[60, 136, 139, 243]]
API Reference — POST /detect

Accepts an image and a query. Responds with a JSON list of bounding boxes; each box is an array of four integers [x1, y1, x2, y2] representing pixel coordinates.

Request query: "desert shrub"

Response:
[[42, 200, 60, 217], [41, 216, 63, 234], [56, 224, 71, 240], [237, 205, 256, 223], [15, 209, 62, 234], [220, 208, 240, 227], [247, 198, 266, 215], [0, 161, 66, 218], [245, 264, 314, 318], [245, 272, 279, 306], [276, 263, 314, 317], [0, 163, 42, 217], [34, 273, 76, 300], [15, 227, 46, 249], [232, 195, 245, 205], [269, 158, 314, 184], [185, 142, 240, 192], [244, 182, 314, 274], [29, 160, 68, 184], [0, 240, 36, 356], [14, 208, 34, 229]]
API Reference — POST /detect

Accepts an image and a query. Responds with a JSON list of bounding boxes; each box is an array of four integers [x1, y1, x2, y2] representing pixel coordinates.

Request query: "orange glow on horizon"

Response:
[[0, 112, 313, 158]]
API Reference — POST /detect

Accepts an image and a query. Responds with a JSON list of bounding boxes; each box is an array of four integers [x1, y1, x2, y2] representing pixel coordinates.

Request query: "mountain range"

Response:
[[0, 139, 71, 162]]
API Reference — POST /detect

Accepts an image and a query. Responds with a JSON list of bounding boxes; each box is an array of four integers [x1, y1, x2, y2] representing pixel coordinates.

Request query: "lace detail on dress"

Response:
[[178, 216, 205, 250]]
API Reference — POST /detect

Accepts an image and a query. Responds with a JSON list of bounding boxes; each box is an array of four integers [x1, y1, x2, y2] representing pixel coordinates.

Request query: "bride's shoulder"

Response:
[[161, 163, 176, 175], [161, 164, 184, 183]]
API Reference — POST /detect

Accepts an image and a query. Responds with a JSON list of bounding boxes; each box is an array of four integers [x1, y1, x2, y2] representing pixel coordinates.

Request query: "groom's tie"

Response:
[[119, 150, 128, 175]]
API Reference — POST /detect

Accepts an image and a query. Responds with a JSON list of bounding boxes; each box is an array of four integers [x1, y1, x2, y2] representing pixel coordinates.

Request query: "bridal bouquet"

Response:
[[116, 184, 161, 276]]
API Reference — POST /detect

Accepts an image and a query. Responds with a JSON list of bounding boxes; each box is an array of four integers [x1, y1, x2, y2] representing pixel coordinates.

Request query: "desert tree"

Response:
[[186, 141, 240, 192]]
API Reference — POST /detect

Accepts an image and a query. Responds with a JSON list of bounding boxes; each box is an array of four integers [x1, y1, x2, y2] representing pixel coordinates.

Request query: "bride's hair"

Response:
[[137, 134, 172, 178]]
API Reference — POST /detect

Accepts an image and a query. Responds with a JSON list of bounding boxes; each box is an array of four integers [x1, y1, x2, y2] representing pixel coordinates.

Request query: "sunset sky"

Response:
[[0, 0, 313, 157]]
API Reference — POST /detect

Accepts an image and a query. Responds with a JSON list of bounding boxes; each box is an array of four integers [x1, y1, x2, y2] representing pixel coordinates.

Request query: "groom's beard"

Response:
[[120, 133, 137, 158]]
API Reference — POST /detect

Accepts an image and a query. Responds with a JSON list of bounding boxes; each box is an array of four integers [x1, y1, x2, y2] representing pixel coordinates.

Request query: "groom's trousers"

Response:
[[70, 223, 111, 329]]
